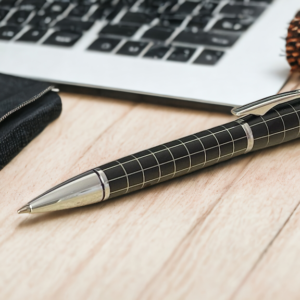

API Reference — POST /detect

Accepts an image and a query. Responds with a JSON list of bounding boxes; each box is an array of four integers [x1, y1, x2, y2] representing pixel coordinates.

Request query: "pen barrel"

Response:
[[96, 120, 249, 199], [96, 100, 300, 201]]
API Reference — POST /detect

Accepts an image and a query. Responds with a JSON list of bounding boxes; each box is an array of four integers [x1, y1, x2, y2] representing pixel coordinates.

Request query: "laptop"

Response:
[[0, 0, 298, 108]]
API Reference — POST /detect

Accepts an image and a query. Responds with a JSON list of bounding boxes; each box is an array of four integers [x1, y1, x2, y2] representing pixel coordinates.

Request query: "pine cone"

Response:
[[286, 11, 300, 71]]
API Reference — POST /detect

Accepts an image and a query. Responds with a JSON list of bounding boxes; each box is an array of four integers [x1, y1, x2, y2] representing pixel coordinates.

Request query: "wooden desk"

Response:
[[2, 74, 300, 300]]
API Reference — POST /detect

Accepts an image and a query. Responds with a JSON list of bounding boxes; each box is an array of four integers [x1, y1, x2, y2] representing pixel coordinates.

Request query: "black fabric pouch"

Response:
[[0, 73, 62, 170]]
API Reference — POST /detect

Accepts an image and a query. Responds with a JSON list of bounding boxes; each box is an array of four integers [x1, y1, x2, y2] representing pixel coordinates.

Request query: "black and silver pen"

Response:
[[18, 90, 300, 214]]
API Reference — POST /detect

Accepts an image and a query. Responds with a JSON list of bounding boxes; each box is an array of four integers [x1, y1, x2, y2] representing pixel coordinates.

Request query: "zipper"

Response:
[[0, 85, 58, 125]]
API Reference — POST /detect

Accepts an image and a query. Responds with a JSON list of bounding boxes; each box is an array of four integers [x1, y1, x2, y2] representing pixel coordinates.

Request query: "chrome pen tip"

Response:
[[17, 205, 31, 214]]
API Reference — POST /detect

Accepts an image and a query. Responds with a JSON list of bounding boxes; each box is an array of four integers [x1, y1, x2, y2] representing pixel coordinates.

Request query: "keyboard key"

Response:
[[151, 0, 175, 7], [220, 4, 266, 18], [88, 36, 121, 52], [144, 45, 170, 59], [212, 17, 253, 32], [89, 6, 108, 20], [137, 0, 168, 14], [19, 0, 47, 10], [77, 0, 98, 5], [55, 18, 94, 32], [159, 14, 186, 27], [43, 2, 69, 15], [193, 49, 224, 65], [162, 3, 176, 16], [100, 24, 139, 37], [0, 8, 9, 21], [89, 4, 115, 21], [117, 41, 148, 56], [174, 29, 240, 47], [20, 0, 46, 5], [105, 2, 123, 21], [7, 10, 31, 25], [120, 12, 154, 24], [187, 13, 212, 29], [43, 31, 81, 46], [175, 1, 199, 15], [0, 25, 20, 40], [0, 0, 17, 9], [167, 47, 195, 62], [199, 2, 218, 14], [17, 28, 47, 42], [29, 14, 57, 28], [142, 26, 174, 41], [89, 1, 123, 21], [19, 0, 46, 11], [68, 4, 90, 18]]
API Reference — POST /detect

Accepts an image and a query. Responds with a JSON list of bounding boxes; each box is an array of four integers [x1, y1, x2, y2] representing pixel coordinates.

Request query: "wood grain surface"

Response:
[[1, 73, 300, 300]]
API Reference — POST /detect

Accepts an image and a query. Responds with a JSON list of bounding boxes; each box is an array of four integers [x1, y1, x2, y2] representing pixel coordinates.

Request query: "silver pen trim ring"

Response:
[[237, 119, 254, 153], [94, 169, 110, 201]]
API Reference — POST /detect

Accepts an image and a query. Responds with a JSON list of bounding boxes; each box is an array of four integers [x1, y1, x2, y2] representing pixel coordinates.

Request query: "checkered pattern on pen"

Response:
[[97, 100, 300, 199], [97, 121, 248, 199]]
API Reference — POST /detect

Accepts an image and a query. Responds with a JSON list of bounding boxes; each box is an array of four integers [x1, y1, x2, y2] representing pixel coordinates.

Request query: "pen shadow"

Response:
[[16, 139, 300, 228]]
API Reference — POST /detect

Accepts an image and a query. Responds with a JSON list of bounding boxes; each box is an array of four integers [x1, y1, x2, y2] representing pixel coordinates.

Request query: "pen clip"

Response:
[[231, 89, 300, 117]]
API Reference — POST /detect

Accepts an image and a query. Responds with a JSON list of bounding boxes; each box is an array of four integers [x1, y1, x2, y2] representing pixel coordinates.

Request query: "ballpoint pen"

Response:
[[18, 90, 300, 214]]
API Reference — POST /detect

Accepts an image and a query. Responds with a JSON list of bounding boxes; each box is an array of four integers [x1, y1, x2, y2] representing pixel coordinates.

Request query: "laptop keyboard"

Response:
[[0, 0, 272, 66]]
